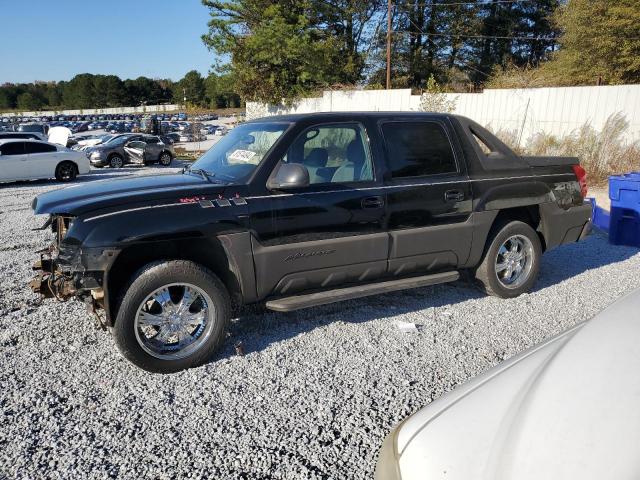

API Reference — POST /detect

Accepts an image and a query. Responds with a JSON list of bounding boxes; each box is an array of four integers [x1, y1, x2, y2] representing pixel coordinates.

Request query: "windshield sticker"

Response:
[[228, 149, 257, 163]]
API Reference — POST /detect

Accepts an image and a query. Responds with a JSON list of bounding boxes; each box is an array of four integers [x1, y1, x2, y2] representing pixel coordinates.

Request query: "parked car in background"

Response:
[[178, 132, 206, 142], [0, 132, 44, 141], [214, 125, 229, 136], [162, 132, 181, 144], [87, 134, 174, 168], [108, 123, 127, 134], [0, 139, 90, 183], [14, 123, 48, 141], [375, 288, 640, 480], [123, 139, 175, 167], [201, 125, 219, 135], [71, 134, 113, 151]]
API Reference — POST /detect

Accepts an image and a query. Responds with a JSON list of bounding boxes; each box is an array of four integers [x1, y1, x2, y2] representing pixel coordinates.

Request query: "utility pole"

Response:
[[386, 0, 392, 89]]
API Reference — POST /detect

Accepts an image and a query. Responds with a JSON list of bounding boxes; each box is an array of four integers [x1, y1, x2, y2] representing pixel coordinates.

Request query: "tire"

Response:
[[159, 152, 172, 166], [55, 161, 77, 182], [475, 220, 542, 298], [113, 260, 231, 373], [109, 154, 124, 169]]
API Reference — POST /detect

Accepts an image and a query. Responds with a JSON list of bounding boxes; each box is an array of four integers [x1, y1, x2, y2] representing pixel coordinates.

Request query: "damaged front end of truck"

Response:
[[30, 213, 109, 327]]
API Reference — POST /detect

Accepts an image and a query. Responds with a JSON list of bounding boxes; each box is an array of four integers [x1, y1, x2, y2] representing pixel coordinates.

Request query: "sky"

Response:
[[0, 0, 218, 84]]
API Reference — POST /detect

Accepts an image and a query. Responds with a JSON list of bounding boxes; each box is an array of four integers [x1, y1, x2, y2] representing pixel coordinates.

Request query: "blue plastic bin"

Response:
[[587, 198, 610, 232], [609, 172, 640, 247]]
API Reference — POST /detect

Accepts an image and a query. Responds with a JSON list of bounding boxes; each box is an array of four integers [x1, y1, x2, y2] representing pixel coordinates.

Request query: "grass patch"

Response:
[[494, 113, 640, 185]]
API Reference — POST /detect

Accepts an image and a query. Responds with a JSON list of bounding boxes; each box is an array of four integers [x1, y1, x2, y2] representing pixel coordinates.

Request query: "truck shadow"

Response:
[[218, 233, 638, 361]]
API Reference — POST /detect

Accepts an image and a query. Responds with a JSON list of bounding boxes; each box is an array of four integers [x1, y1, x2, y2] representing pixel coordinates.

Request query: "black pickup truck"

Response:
[[30, 112, 592, 373]]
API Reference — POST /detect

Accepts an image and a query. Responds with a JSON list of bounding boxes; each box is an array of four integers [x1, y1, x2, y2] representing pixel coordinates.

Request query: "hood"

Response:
[[48, 126, 72, 146], [77, 137, 104, 147], [396, 289, 640, 480], [32, 172, 226, 216]]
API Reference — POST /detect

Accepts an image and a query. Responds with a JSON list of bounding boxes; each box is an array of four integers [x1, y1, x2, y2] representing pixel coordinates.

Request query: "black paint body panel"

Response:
[[32, 112, 592, 318]]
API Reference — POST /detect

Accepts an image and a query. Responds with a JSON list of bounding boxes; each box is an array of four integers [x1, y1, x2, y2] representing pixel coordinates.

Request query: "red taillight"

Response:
[[572, 164, 588, 198]]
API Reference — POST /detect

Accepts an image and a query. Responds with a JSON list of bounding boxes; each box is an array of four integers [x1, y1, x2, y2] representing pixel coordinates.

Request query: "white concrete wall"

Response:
[[247, 85, 640, 142], [3, 104, 181, 117]]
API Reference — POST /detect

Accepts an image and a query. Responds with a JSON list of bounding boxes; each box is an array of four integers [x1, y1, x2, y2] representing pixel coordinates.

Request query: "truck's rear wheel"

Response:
[[475, 220, 541, 298], [113, 260, 231, 373]]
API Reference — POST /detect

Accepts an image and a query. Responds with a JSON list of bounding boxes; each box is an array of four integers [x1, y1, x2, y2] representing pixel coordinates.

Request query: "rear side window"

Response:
[[25, 142, 56, 154], [0, 142, 26, 156], [382, 122, 457, 178]]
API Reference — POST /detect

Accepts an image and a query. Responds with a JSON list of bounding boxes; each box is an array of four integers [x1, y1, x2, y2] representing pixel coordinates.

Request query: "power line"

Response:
[[404, 15, 559, 42], [396, 29, 558, 41], [398, 0, 537, 7]]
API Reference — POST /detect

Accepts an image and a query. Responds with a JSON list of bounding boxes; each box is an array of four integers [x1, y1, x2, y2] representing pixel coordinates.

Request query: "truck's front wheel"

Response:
[[113, 260, 231, 373], [475, 220, 542, 298]]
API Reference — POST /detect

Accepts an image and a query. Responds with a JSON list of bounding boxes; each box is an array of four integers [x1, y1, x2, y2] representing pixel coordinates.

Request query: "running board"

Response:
[[265, 271, 460, 312]]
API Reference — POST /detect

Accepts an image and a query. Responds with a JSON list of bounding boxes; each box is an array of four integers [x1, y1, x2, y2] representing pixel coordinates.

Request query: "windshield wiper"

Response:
[[187, 167, 224, 184]]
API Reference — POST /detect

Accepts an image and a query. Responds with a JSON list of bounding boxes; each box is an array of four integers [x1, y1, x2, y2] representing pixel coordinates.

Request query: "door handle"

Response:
[[361, 196, 384, 209], [444, 190, 465, 201]]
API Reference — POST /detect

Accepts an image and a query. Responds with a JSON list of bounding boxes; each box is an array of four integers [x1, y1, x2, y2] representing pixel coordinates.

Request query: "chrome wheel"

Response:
[[495, 234, 534, 289], [134, 283, 215, 360]]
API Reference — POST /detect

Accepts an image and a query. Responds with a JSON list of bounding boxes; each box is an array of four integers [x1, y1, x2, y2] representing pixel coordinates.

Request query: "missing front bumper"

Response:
[[30, 254, 76, 300]]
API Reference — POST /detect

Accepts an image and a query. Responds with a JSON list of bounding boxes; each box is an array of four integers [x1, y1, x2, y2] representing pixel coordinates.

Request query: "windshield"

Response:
[[104, 135, 130, 145], [190, 122, 289, 182]]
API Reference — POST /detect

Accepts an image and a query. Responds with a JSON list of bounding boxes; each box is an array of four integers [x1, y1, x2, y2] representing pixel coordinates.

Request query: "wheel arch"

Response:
[[56, 159, 79, 171], [105, 235, 253, 326], [464, 204, 546, 268]]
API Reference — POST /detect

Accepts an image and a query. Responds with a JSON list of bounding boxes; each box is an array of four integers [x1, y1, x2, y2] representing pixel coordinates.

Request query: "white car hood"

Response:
[[48, 126, 72, 146], [397, 290, 640, 480], [77, 138, 103, 147]]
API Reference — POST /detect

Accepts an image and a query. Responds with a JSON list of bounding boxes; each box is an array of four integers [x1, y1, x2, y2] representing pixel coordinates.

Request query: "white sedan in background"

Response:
[[0, 139, 90, 183], [376, 289, 640, 480]]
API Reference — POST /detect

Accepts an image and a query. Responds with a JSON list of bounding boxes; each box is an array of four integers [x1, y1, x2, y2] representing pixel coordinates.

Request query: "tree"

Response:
[[541, 0, 640, 85], [16, 92, 43, 110], [201, 0, 373, 103], [419, 74, 457, 112], [175, 70, 206, 106], [366, 0, 560, 91], [205, 72, 241, 108], [93, 75, 126, 107], [63, 74, 96, 109]]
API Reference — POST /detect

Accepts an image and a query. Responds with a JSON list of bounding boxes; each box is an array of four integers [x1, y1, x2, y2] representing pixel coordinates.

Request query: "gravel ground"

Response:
[[1, 166, 639, 479]]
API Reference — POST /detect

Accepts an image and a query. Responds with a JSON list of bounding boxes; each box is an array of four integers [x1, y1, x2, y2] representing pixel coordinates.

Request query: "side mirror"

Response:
[[267, 162, 310, 191]]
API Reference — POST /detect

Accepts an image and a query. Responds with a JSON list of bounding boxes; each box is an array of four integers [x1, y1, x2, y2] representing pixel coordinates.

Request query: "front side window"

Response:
[[190, 122, 289, 183], [284, 123, 373, 184], [382, 122, 457, 178]]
